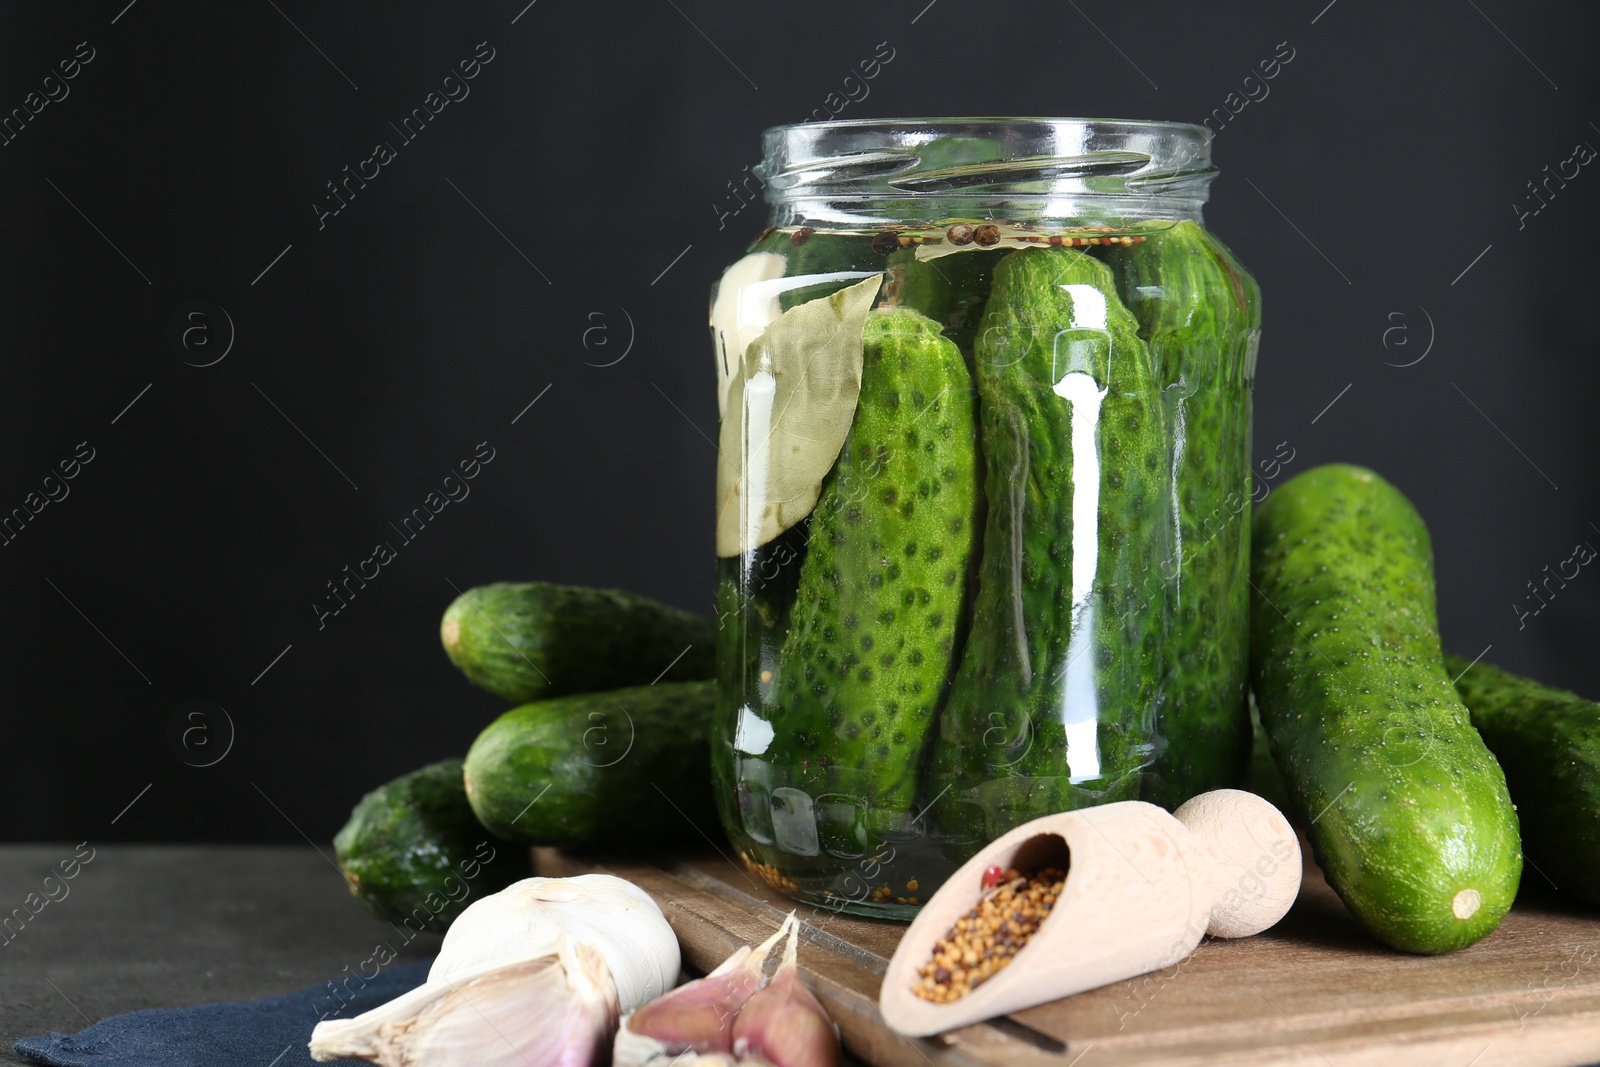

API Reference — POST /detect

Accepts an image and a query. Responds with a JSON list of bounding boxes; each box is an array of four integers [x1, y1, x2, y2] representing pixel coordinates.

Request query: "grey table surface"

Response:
[[0, 845, 444, 1065]]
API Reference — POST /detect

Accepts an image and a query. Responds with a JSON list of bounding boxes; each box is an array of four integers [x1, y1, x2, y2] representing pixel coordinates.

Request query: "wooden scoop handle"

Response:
[[1175, 788, 1302, 938]]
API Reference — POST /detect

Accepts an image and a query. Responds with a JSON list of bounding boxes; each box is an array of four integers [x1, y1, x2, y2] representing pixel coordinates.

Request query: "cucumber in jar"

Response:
[[1104, 220, 1262, 808], [760, 306, 980, 840], [933, 246, 1171, 843], [881, 245, 1000, 354]]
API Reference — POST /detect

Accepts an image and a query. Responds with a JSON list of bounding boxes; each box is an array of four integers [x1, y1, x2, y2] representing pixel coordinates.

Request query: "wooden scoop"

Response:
[[878, 789, 1301, 1037]]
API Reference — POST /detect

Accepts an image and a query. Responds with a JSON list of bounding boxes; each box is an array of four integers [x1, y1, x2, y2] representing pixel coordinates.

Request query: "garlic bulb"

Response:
[[309, 941, 616, 1067], [309, 874, 680, 1066], [429, 875, 679, 1012]]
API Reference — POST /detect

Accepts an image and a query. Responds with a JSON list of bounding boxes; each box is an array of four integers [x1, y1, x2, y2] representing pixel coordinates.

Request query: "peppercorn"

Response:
[[791, 227, 815, 246], [871, 230, 901, 255], [973, 224, 1001, 247], [946, 223, 975, 246]]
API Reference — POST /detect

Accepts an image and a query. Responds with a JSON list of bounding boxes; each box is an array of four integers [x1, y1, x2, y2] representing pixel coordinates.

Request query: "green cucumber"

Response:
[[464, 681, 717, 845], [333, 759, 528, 932], [1447, 653, 1600, 906], [934, 246, 1170, 842], [882, 247, 1000, 354], [1245, 693, 1292, 816], [762, 307, 979, 835], [1106, 220, 1261, 808], [1250, 464, 1521, 953], [441, 582, 714, 704]]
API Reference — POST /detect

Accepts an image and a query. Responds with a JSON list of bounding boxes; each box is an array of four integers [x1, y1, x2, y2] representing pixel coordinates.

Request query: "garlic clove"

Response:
[[616, 914, 798, 1066], [619, 950, 758, 1055], [730, 916, 841, 1067], [309, 941, 619, 1067]]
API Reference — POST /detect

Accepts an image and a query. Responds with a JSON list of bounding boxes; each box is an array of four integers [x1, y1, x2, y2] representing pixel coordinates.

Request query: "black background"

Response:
[[4, 1, 1596, 843]]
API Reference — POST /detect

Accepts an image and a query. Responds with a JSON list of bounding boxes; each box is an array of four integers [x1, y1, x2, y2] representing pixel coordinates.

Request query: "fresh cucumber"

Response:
[[441, 582, 714, 704], [1251, 464, 1522, 952], [464, 681, 717, 846], [1447, 653, 1600, 906], [933, 246, 1170, 842], [333, 759, 528, 932], [1107, 221, 1261, 808], [761, 306, 979, 837], [1244, 692, 1292, 816]]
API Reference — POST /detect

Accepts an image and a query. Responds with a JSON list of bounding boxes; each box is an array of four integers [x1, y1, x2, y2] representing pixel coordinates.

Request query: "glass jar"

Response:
[[709, 118, 1261, 919]]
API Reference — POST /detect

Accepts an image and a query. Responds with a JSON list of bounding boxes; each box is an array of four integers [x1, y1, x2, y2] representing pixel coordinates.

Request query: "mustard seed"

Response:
[[912, 865, 1066, 1003]]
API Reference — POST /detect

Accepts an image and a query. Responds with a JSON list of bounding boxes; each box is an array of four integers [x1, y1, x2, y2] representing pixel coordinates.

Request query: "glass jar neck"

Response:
[[755, 117, 1216, 229]]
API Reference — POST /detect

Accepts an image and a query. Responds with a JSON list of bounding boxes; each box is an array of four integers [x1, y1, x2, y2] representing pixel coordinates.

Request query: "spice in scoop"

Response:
[[912, 866, 1066, 1003]]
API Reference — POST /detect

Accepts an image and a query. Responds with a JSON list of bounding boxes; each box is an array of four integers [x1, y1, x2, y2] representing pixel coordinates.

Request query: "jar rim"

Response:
[[754, 116, 1217, 225], [760, 115, 1211, 137]]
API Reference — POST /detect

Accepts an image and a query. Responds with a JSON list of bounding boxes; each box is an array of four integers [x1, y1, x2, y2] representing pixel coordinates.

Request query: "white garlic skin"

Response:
[[308, 874, 681, 1066], [431, 874, 680, 1013], [309, 941, 618, 1067]]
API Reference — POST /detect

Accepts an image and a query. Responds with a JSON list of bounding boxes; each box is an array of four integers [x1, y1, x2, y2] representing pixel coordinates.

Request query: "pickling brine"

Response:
[[710, 119, 1261, 918]]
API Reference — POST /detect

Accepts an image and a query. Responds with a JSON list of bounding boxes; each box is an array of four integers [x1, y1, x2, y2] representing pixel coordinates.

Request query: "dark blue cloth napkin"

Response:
[[14, 959, 434, 1067]]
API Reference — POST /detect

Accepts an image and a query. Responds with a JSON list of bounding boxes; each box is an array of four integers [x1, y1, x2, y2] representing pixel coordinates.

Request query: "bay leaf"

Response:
[[709, 251, 786, 420], [715, 274, 883, 557]]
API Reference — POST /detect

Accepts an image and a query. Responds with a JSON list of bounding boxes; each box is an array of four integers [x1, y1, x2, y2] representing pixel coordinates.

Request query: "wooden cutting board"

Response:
[[534, 845, 1600, 1067]]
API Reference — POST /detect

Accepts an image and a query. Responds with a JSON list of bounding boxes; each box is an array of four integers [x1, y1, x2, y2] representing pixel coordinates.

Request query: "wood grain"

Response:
[[533, 847, 1600, 1067]]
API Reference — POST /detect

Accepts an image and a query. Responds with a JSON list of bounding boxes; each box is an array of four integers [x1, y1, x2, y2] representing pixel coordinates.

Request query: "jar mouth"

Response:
[[755, 117, 1216, 225]]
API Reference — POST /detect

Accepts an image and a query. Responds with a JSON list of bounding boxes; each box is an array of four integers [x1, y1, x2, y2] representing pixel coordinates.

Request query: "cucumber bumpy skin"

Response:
[[440, 582, 714, 704], [1251, 464, 1522, 953], [882, 246, 999, 355], [934, 247, 1170, 841], [761, 307, 979, 837], [1107, 221, 1262, 808], [1447, 653, 1600, 907], [333, 759, 528, 932], [465, 681, 718, 846]]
